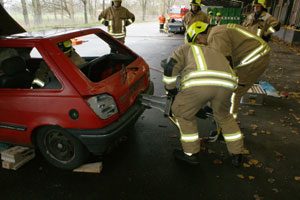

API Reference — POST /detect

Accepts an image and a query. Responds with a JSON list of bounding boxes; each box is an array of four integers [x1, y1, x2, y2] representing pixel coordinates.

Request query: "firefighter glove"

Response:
[[166, 88, 178, 97]]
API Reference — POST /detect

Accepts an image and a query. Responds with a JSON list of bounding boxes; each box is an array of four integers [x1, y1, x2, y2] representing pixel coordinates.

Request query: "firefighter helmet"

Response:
[[216, 12, 222, 17], [186, 21, 209, 43], [253, 0, 267, 8], [58, 40, 73, 53], [208, 11, 213, 15], [190, 0, 201, 6]]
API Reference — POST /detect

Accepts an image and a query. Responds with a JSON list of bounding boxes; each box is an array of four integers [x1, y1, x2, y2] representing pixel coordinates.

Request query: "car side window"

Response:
[[0, 47, 33, 89], [30, 47, 62, 89]]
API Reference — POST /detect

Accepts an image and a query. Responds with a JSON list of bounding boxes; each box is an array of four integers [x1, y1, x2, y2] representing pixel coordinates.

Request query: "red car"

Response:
[[0, 9, 153, 169]]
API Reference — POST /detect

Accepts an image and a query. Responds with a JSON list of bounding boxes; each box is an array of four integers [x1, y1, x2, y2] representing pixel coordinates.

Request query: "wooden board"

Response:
[[73, 162, 103, 173]]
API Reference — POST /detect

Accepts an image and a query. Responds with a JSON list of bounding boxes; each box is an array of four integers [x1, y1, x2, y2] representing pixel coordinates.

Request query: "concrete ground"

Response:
[[0, 22, 299, 200]]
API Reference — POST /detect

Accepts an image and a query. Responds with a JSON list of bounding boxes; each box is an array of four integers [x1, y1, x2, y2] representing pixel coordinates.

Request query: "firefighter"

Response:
[[242, 0, 280, 42], [162, 21, 245, 166], [98, 0, 135, 44], [208, 10, 213, 25], [183, 0, 209, 29], [215, 12, 222, 25], [207, 23, 270, 119], [33, 40, 85, 88], [158, 14, 166, 33]]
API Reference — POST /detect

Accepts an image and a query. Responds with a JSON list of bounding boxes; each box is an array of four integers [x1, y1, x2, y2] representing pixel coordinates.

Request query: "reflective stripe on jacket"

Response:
[[98, 6, 135, 39], [163, 44, 238, 91], [207, 24, 270, 69], [226, 24, 270, 67]]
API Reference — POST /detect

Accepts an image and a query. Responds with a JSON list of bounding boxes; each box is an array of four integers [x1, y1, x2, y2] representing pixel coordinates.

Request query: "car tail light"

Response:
[[87, 94, 118, 119]]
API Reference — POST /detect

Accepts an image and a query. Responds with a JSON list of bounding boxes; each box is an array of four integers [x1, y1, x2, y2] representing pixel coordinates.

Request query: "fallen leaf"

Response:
[[248, 159, 259, 165], [242, 149, 250, 155], [207, 149, 215, 154], [248, 110, 255, 115], [248, 176, 255, 180], [251, 124, 258, 130], [256, 162, 263, 168], [295, 176, 300, 181], [274, 151, 285, 161], [272, 188, 279, 193], [253, 194, 264, 200], [237, 174, 245, 179], [261, 130, 266, 134], [252, 132, 258, 136], [243, 163, 251, 168], [268, 178, 275, 184], [266, 131, 271, 135], [291, 114, 300, 121], [213, 159, 223, 165], [265, 167, 274, 173]]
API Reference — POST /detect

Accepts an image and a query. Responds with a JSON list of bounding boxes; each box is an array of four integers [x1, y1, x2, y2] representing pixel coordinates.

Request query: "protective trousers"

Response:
[[172, 86, 244, 155], [230, 54, 270, 117]]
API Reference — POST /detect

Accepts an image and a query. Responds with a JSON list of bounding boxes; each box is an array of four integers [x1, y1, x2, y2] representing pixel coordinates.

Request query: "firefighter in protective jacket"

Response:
[[183, 0, 209, 29], [98, 0, 135, 43], [162, 21, 245, 166], [242, 0, 280, 42], [207, 24, 270, 119]]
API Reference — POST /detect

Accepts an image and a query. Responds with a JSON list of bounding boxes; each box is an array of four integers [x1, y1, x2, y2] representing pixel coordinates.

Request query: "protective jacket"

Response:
[[162, 44, 243, 155], [207, 24, 270, 117], [98, 6, 135, 41], [183, 10, 209, 29], [242, 11, 280, 41], [208, 24, 270, 68]]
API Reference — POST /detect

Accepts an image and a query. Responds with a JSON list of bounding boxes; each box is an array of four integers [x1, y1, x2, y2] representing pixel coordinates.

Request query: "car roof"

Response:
[[1, 28, 100, 39]]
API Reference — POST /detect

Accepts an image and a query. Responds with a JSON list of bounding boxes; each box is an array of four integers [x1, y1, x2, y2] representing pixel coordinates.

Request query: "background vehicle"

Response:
[[166, 5, 189, 33], [0, 12, 153, 169]]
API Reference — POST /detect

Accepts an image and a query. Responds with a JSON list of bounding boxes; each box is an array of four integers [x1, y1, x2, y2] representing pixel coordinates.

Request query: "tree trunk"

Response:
[[36, 0, 42, 24], [88, 0, 94, 19], [69, 0, 75, 21], [21, 0, 30, 26], [0, 0, 4, 7], [102, 0, 105, 11], [82, 0, 88, 24], [60, 0, 64, 23], [140, 0, 147, 21], [53, 0, 57, 20]]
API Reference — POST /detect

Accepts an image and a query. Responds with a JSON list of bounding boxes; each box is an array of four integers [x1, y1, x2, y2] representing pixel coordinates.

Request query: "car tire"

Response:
[[36, 126, 89, 170]]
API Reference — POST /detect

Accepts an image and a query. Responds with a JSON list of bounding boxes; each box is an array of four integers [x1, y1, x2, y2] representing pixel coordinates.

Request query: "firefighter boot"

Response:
[[173, 149, 200, 165], [231, 154, 244, 167]]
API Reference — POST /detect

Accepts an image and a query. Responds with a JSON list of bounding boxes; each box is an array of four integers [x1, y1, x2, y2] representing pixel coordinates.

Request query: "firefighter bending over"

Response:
[[162, 22, 245, 166], [183, 0, 209, 29], [242, 0, 280, 42], [207, 23, 270, 119], [98, 0, 135, 44]]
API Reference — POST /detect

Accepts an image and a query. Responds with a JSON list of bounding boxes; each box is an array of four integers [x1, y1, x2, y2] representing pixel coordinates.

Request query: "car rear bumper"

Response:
[[67, 81, 154, 155]]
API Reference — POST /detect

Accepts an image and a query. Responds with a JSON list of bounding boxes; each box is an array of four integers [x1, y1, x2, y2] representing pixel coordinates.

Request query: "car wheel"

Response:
[[36, 126, 89, 170]]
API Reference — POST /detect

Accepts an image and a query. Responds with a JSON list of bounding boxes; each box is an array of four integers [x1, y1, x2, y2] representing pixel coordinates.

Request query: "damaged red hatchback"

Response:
[[0, 28, 153, 169]]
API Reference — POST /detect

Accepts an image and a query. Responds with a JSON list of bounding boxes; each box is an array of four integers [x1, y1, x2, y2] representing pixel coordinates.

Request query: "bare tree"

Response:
[[81, 0, 88, 24], [32, 0, 42, 25], [0, 0, 4, 6], [21, 0, 30, 26], [139, 0, 147, 21]]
